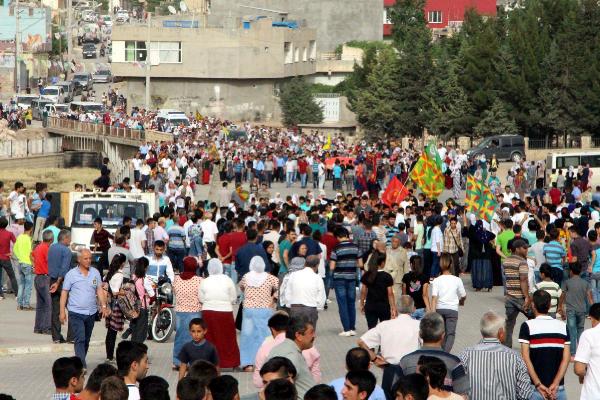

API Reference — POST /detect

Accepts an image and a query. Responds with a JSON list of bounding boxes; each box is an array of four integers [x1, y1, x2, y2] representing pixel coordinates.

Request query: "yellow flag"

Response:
[[322, 134, 332, 150], [195, 111, 203, 120]]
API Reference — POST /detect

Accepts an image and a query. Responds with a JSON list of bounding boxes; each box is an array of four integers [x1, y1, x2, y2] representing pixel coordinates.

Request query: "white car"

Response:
[[115, 10, 129, 22], [41, 86, 65, 104], [101, 15, 112, 27]]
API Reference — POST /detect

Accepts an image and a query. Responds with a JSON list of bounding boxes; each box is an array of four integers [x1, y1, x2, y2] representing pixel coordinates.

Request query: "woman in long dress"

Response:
[[199, 258, 240, 368], [467, 219, 496, 291]]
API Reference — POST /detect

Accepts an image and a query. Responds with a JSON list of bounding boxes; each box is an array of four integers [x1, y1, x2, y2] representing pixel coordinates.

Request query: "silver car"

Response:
[[92, 69, 112, 83]]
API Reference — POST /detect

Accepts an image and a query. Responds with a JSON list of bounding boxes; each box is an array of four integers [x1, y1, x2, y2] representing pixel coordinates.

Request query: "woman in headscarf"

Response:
[[467, 218, 496, 292], [238, 256, 279, 371], [172, 257, 203, 369], [199, 258, 240, 369], [262, 240, 279, 276]]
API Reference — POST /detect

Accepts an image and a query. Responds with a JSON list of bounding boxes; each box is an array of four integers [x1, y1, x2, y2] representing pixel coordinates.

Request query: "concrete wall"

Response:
[[111, 18, 316, 79], [125, 78, 282, 122], [207, 0, 383, 52]]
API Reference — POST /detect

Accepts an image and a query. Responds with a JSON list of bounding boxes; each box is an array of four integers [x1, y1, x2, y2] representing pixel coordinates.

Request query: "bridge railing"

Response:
[[47, 117, 145, 141]]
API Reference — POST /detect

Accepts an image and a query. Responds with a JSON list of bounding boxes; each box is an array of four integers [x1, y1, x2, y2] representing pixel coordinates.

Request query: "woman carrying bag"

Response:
[[104, 253, 127, 362]]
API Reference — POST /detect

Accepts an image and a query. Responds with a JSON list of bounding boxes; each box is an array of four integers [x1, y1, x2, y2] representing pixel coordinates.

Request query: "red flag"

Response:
[[382, 176, 409, 207]]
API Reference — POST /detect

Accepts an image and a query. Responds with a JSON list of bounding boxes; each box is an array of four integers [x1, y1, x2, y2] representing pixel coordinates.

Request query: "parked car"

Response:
[[46, 103, 69, 116], [92, 69, 112, 83], [55, 80, 77, 102], [115, 10, 129, 22], [101, 15, 112, 27], [41, 85, 65, 103], [82, 10, 97, 22], [82, 43, 97, 58], [15, 94, 39, 109], [466, 134, 525, 162], [73, 72, 93, 91], [31, 98, 55, 120]]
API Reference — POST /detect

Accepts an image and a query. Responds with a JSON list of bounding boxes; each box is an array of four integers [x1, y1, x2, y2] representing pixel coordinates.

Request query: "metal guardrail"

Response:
[[47, 117, 145, 141]]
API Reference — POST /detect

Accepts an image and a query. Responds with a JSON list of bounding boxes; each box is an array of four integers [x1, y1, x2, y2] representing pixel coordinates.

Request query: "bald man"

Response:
[[60, 249, 109, 367]]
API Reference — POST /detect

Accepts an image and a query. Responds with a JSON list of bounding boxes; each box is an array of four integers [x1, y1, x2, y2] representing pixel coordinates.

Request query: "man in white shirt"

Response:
[[575, 303, 600, 400], [200, 212, 219, 257], [284, 255, 326, 328], [358, 296, 420, 365], [129, 219, 147, 259], [8, 182, 26, 222]]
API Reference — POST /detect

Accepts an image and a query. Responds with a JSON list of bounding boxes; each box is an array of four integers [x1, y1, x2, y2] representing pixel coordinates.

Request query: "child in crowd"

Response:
[[535, 264, 562, 318], [178, 318, 219, 380]]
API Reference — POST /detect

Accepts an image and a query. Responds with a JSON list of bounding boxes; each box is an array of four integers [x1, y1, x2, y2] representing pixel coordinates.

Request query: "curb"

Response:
[[0, 340, 104, 358]]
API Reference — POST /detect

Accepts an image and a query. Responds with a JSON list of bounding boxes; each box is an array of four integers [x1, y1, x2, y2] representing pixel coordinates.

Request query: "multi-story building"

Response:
[[383, 0, 497, 38], [111, 16, 316, 121]]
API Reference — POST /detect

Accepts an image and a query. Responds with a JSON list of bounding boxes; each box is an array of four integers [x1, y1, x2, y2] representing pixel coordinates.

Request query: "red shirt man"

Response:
[[549, 185, 562, 206], [0, 226, 16, 261], [298, 159, 308, 175], [320, 230, 340, 260], [32, 240, 50, 275], [217, 229, 248, 265]]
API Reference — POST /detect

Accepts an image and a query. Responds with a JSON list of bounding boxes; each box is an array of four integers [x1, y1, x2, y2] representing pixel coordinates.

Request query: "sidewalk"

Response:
[[0, 295, 106, 357]]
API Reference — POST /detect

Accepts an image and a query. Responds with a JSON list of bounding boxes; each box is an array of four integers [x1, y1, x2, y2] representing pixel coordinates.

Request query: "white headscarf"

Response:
[[207, 258, 223, 276], [245, 256, 268, 287]]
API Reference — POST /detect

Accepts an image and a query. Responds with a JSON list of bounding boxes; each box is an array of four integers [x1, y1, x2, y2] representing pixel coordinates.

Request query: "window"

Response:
[[308, 40, 316, 60], [149, 41, 182, 63], [428, 11, 442, 23], [383, 8, 392, 24], [294, 46, 300, 62], [581, 155, 600, 168], [125, 41, 146, 62], [284, 42, 293, 64], [302, 47, 307, 62], [556, 156, 580, 169]]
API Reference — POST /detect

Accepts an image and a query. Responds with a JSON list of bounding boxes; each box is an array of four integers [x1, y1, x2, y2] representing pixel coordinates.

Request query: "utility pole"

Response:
[[67, 0, 73, 60], [15, 0, 21, 93], [144, 12, 151, 110]]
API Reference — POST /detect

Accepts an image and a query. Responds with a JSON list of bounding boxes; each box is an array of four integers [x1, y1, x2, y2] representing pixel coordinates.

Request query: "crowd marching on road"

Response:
[[3, 111, 600, 400]]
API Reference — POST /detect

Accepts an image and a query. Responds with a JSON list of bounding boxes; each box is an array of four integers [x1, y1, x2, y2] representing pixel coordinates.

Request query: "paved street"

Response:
[[0, 274, 584, 399], [0, 175, 584, 399]]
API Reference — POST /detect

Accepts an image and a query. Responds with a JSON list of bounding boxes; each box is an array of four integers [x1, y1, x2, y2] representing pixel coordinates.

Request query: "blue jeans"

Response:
[[333, 279, 356, 332], [173, 311, 201, 366], [286, 172, 294, 187], [431, 253, 441, 278], [188, 236, 204, 257], [567, 309, 586, 356], [240, 307, 273, 366], [529, 386, 566, 400], [591, 275, 600, 303], [300, 173, 307, 188], [411, 308, 426, 320], [69, 311, 95, 367], [224, 263, 238, 285], [17, 263, 33, 307]]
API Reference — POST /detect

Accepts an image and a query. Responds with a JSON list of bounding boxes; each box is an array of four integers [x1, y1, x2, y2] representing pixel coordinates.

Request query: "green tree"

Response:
[[352, 47, 401, 139], [474, 98, 518, 137], [336, 43, 382, 110], [388, 0, 433, 137], [424, 60, 475, 138], [278, 77, 324, 127], [51, 27, 67, 56]]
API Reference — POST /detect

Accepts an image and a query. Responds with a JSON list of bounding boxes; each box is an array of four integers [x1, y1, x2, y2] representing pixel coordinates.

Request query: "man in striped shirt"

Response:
[[458, 311, 534, 400], [519, 290, 570, 400], [542, 228, 567, 285], [502, 239, 532, 348], [330, 227, 363, 337]]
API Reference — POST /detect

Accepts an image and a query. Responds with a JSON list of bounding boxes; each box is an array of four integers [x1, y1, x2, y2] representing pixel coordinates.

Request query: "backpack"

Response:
[[117, 281, 142, 320]]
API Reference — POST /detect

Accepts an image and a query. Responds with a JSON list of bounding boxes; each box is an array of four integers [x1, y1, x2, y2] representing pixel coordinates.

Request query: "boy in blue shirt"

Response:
[[34, 193, 52, 243], [178, 318, 219, 380]]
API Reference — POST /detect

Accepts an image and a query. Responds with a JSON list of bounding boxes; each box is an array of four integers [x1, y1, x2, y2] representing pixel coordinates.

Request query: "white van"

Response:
[[68, 192, 156, 254], [546, 152, 600, 187], [15, 94, 40, 109], [156, 109, 189, 127], [69, 101, 105, 113], [41, 86, 65, 103]]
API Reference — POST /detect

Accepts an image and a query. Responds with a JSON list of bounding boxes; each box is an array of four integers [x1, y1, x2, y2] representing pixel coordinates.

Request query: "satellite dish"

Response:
[[179, 1, 187, 12], [168, 5, 177, 14]]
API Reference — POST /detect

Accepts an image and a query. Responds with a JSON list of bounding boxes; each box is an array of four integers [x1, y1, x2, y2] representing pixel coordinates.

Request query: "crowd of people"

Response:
[[2, 120, 600, 400]]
